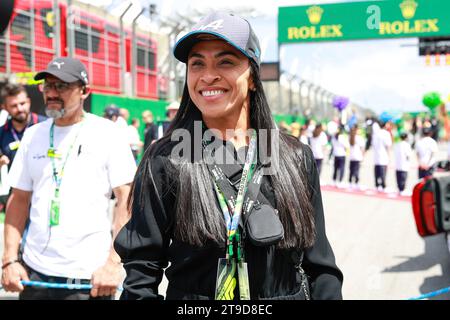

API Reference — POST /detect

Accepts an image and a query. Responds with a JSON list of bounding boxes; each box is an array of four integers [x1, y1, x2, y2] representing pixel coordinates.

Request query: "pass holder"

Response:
[[47, 148, 62, 159], [50, 188, 60, 226], [215, 258, 237, 300], [8, 141, 20, 151], [244, 202, 284, 246]]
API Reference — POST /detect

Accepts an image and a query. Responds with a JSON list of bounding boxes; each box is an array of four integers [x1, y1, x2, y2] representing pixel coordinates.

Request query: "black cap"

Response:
[[422, 127, 432, 135], [34, 57, 89, 85], [173, 12, 261, 66], [104, 105, 119, 119]]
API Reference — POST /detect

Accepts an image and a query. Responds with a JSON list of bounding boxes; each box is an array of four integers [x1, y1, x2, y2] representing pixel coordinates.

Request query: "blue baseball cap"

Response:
[[173, 12, 261, 67]]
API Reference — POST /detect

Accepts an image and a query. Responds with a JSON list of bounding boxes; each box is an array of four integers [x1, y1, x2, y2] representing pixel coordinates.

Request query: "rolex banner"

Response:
[[278, 0, 450, 44]]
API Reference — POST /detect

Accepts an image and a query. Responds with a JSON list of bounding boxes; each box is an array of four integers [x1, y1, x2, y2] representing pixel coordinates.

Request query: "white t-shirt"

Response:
[[372, 128, 392, 165], [127, 125, 141, 151], [415, 136, 438, 168], [349, 135, 365, 161], [9, 113, 137, 279], [300, 134, 309, 145], [394, 140, 412, 171], [310, 132, 328, 160], [332, 134, 349, 157]]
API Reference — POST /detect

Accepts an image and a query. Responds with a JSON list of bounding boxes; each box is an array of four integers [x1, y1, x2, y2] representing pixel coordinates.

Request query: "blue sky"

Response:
[[79, 0, 450, 114]]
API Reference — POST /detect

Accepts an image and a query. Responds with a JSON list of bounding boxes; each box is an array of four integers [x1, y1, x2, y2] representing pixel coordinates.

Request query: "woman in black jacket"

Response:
[[114, 11, 343, 300]]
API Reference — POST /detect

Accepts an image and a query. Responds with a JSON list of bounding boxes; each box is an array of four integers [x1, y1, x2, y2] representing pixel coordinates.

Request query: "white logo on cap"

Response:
[[53, 61, 64, 69], [81, 71, 88, 84], [198, 19, 224, 31]]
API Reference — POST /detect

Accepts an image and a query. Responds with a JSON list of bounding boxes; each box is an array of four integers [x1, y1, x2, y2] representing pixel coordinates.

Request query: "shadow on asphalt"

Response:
[[382, 233, 450, 300]]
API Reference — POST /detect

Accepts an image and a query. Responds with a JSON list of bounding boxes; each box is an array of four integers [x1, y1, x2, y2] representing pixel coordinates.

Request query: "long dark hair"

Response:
[[130, 60, 316, 249]]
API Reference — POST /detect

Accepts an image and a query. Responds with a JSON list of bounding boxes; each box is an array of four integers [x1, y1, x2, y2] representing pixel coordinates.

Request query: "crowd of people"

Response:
[[279, 115, 443, 196]]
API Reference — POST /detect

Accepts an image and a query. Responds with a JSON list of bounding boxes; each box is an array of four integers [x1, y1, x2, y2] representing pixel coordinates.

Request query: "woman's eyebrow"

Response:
[[188, 51, 239, 60], [215, 51, 239, 58], [188, 52, 204, 59]]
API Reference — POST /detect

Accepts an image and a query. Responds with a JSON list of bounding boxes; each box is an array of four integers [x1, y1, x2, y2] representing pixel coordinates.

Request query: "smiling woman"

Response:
[[187, 40, 254, 140], [114, 11, 343, 301]]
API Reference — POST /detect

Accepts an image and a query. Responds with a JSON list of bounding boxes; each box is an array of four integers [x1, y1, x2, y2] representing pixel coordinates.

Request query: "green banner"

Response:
[[279, 0, 450, 43]]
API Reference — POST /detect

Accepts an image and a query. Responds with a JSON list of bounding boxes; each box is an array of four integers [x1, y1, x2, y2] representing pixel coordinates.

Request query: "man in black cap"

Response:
[[103, 104, 120, 122], [1, 57, 137, 300]]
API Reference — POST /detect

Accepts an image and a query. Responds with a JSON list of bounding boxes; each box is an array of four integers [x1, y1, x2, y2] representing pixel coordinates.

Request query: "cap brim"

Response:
[[34, 70, 80, 83], [173, 31, 251, 63]]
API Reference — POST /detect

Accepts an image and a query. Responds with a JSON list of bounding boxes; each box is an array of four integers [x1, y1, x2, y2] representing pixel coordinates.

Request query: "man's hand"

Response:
[[90, 259, 122, 298], [1, 262, 29, 292], [0, 155, 10, 167]]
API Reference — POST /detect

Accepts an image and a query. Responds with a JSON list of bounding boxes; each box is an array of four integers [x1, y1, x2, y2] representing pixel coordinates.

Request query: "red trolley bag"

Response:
[[412, 177, 438, 237]]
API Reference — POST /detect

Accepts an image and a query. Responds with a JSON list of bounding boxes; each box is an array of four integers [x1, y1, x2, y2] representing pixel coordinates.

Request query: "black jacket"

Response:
[[114, 140, 343, 300]]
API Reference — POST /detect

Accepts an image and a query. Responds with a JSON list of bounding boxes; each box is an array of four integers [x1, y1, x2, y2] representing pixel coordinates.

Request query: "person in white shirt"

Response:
[[1, 57, 137, 300], [348, 125, 365, 188], [117, 108, 129, 129], [310, 123, 328, 176], [371, 120, 392, 191], [332, 127, 349, 187], [394, 133, 412, 195], [299, 125, 309, 145], [415, 127, 438, 179], [127, 118, 143, 161]]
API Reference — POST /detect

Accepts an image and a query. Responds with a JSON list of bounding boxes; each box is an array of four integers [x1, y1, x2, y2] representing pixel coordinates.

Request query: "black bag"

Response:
[[244, 202, 284, 246]]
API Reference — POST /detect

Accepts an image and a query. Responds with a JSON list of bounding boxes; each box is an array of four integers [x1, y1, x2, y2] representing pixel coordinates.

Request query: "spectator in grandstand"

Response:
[[1, 57, 136, 300], [114, 11, 342, 300]]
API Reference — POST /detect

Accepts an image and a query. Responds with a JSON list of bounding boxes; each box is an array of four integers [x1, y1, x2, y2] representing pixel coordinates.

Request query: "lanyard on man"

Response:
[[208, 130, 257, 301], [8, 127, 21, 151], [47, 116, 85, 226]]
